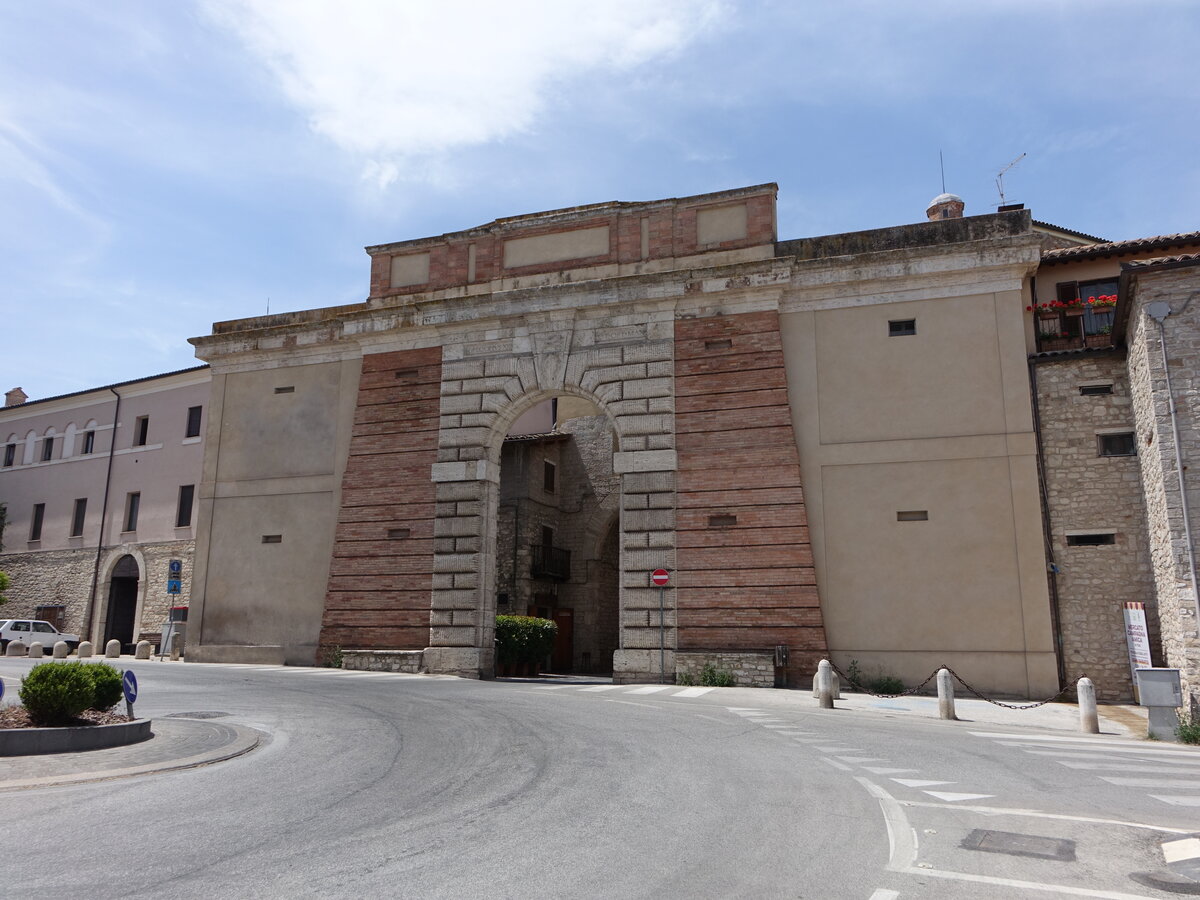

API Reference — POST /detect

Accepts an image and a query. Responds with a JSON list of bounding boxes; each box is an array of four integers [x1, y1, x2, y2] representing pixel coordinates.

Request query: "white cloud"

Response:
[[201, 0, 723, 184]]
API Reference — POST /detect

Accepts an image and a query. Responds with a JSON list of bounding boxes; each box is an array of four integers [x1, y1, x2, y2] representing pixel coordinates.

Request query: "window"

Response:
[[35, 606, 65, 630], [185, 406, 202, 438], [134, 416, 149, 447], [124, 492, 140, 532], [889, 319, 917, 336], [3, 444, 13, 467], [41, 436, 54, 461], [1098, 433, 1136, 457], [71, 498, 87, 537], [1067, 533, 1116, 546], [1079, 384, 1113, 396], [897, 510, 929, 521], [543, 460, 556, 494], [82, 430, 95, 454], [1056, 278, 1118, 335], [30, 503, 44, 541], [176, 485, 195, 528], [262, 534, 283, 544], [541, 525, 554, 548]]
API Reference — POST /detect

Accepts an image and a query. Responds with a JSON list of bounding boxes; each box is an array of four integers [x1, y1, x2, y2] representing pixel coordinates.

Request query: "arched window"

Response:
[[22, 430, 37, 465], [40, 427, 58, 462]]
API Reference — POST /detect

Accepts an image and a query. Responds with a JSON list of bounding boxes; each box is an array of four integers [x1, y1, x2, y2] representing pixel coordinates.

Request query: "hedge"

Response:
[[495, 616, 557, 666], [18, 661, 125, 724]]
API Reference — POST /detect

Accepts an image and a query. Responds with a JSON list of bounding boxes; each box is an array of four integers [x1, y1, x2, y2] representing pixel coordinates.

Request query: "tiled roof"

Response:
[[1042, 230, 1200, 263], [1032, 220, 1107, 243], [1123, 251, 1200, 270], [1, 365, 210, 412]]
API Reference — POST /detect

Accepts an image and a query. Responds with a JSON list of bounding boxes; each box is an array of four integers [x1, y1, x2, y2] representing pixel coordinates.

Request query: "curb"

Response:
[[0, 718, 152, 756], [0, 720, 262, 792]]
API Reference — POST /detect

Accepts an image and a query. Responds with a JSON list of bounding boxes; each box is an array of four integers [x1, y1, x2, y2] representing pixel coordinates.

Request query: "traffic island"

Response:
[[0, 718, 152, 756]]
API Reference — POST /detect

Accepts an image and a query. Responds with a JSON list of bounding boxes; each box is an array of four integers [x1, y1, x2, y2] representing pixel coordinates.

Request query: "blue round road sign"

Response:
[[122, 669, 138, 704]]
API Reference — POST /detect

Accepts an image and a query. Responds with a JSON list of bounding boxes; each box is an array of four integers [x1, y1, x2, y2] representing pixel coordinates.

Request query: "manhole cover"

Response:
[[163, 711, 231, 720], [961, 829, 1076, 861]]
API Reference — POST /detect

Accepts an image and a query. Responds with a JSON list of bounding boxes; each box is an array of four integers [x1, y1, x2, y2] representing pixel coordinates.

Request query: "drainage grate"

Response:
[[163, 711, 231, 720], [961, 830, 1076, 862]]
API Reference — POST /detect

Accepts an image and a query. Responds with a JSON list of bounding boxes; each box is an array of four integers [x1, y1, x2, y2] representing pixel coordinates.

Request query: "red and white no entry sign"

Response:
[[651, 569, 670, 586]]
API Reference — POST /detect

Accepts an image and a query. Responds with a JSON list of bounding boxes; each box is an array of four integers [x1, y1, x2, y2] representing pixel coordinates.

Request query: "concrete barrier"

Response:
[[135, 640, 152, 659], [6, 642, 27, 657], [104, 640, 121, 658], [28, 642, 44, 659], [52, 641, 69, 659], [78, 641, 93, 658]]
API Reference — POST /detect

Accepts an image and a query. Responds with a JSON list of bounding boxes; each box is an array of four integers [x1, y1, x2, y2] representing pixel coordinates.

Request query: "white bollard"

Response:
[[78, 640, 93, 658], [937, 668, 957, 720], [52, 641, 69, 659], [169, 633, 181, 661], [816, 659, 835, 709], [105, 639, 121, 658], [135, 640, 152, 659], [28, 641, 44, 658], [1077, 677, 1099, 734], [6, 641, 27, 657], [811, 663, 841, 699]]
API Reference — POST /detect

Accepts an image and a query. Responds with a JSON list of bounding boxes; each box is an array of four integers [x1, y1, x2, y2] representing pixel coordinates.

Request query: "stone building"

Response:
[[0, 367, 210, 649]]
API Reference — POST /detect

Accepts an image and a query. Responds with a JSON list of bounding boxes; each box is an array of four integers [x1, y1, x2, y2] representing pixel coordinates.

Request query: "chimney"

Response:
[[926, 193, 965, 221], [5, 387, 28, 407]]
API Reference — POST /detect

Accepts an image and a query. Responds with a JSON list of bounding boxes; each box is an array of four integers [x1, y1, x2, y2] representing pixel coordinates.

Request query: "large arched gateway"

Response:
[[186, 183, 1059, 696]]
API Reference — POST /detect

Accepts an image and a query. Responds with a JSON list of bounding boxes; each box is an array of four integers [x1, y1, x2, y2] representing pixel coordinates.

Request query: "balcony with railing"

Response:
[[1032, 294, 1116, 353], [530, 543, 571, 581]]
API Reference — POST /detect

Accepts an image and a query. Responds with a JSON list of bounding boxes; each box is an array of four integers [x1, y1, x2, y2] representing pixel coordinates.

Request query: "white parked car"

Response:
[[0, 619, 80, 652]]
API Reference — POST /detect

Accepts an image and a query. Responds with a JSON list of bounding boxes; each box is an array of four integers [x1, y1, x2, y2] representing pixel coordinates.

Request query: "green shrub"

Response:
[[321, 645, 344, 668], [19, 661, 96, 725], [676, 671, 696, 686], [495, 615, 557, 665], [867, 674, 905, 695], [699, 664, 735, 687], [86, 664, 124, 711], [1178, 714, 1200, 745]]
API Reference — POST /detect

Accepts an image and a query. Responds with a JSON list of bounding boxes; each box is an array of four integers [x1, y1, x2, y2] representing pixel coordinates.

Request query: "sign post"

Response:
[[651, 569, 670, 684], [122, 669, 138, 720]]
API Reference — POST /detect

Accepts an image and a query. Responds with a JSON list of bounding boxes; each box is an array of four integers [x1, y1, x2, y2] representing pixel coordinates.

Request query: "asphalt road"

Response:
[[2, 660, 1198, 899]]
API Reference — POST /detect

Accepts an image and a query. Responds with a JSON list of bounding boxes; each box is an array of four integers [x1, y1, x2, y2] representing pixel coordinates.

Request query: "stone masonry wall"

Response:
[[674, 310, 826, 685], [1034, 353, 1157, 700], [676, 651, 775, 688], [320, 347, 441, 653], [1126, 266, 1200, 709]]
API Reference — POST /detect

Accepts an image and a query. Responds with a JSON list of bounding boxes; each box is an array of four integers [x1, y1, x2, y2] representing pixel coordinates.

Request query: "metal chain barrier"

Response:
[[826, 659, 1083, 709]]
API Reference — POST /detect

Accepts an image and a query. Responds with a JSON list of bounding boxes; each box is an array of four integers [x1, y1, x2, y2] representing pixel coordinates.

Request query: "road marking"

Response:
[[892, 779, 954, 788], [972, 731, 1157, 749], [1001, 741, 1200, 759], [1023, 750, 1200, 766], [899, 800, 1192, 834], [923, 791, 994, 802], [791, 738, 827, 744], [531, 685, 573, 690], [673, 687, 714, 697], [578, 685, 623, 692], [816, 746, 861, 753], [837, 756, 885, 764], [1056, 761, 1200, 775], [1148, 795, 1200, 806], [1162, 837, 1200, 864], [863, 767, 919, 775], [774, 730, 815, 736], [1100, 776, 1200, 788], [868, 890, 899, 900], [725, 707, 762, 711], [626, 685, 671, 694], [754, 719, 786, 724], [822, 758, 852, 772]]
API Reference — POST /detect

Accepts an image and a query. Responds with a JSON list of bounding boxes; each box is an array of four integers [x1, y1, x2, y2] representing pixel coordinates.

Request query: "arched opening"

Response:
[[494, 394, 621, 674], [105, 554, 140, 650]]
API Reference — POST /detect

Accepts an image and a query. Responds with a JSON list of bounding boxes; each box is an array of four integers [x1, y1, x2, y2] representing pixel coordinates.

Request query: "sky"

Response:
[[3, 0, 1199, 400]]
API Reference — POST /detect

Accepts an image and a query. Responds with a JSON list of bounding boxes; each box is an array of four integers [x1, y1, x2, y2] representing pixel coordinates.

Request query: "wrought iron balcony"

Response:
[[530, 544, 570, 581]]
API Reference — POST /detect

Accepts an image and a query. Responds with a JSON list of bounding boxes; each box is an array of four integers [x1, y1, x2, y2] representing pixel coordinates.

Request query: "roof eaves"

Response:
[[2, 365, 210, 412]]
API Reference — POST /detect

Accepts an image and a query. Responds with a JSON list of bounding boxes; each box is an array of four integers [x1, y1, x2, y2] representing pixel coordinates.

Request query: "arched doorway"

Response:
[[105, 555, 139, 650]]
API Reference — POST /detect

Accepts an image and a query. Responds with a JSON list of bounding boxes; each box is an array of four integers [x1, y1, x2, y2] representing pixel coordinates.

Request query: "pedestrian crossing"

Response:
[[970, 730, 1200, 808], [532, 683, 716, 699]]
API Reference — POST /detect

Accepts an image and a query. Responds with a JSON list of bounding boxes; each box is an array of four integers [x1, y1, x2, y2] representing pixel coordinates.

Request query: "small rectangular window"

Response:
[[543, 460, 556, 494], [124, 492, 140, 532], [1067, 533, 1116, 546], [185, 406, 203, 438], [134, 416, 149, 446], [30, 503, 45, 541], [1098, 433, 1136, 457], [393, 369, 419, 380], [176, 485, 195, 528], [3, 444, 13, 467], [541, 525, 554, 548], [262, 534, 283, 544], [897, 510, 929, 521], [1080, 384, 1113, 396], [387, 527, 411, 540], [82, 431, 95, 454], [41, 437, 54, 461], [274, 386, 295, 394], [708, 514, 738, 527], [704, 339, 733, 351], [889, 319, 917, 337], [70, 498, 87, 537]]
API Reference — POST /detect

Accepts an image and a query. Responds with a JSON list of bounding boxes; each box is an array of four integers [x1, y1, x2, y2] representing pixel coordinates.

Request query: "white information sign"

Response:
[[1123, 601, 1152, 700]]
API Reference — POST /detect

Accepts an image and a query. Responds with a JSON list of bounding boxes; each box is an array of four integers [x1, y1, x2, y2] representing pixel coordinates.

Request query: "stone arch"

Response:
[[423, 320, 679, 682], [92, 547, 148, 647]]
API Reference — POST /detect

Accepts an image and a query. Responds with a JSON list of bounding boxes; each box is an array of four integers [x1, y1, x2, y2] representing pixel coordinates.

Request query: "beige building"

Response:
[[0, 368, 209, 649]]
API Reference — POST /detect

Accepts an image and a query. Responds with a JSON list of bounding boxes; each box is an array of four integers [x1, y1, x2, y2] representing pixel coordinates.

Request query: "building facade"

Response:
[[0, 368, 209, 649]]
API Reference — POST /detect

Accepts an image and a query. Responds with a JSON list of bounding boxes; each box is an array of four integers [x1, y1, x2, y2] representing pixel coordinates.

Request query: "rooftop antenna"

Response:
[[939, 150, 946, 194], [996, 152, 1026, 207]]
